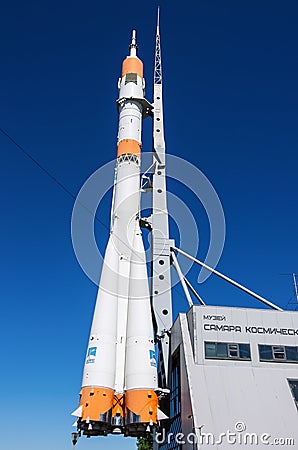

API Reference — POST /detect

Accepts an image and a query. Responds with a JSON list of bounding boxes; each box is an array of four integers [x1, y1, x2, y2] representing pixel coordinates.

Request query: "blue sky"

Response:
[[1, 1, 298, 449]]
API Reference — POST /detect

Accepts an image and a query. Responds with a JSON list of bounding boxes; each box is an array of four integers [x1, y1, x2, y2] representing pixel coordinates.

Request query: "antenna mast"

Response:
[[292, 273, 298, 308], [154, 8, 162, 84], [293, 273, 298, 299]]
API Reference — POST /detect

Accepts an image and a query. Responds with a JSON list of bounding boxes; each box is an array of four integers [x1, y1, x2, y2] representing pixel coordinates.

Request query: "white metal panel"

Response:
[[172, 306, 298, 450], [82, 237, 119, 389], [125, 230, 158, 390], [118, 101, 142, 143]]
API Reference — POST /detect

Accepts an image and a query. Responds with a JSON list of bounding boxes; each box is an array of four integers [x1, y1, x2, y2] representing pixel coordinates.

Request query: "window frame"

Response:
[[272, 345, 286, 361], [259, 344, 298, 363], [287, 379, 298, 411], [204, 341, 251, 361], [228, 343, 240, 359]]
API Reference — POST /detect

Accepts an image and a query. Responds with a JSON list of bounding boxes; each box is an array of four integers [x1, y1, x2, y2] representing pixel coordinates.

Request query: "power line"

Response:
[[1, 126, 195, 322], [0, 127, 77, 201]]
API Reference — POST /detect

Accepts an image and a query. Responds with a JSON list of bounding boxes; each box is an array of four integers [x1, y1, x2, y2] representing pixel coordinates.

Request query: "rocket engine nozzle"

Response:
[[75, 387, 159, 437]]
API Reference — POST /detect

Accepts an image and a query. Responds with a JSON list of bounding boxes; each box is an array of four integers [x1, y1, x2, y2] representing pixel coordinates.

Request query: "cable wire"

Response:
[[1, 127, 193, 329]]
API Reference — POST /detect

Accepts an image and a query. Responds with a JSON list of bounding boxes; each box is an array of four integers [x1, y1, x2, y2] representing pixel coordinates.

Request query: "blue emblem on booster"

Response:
[[149, 349, 157, 367], [86, 346, 97, 364]]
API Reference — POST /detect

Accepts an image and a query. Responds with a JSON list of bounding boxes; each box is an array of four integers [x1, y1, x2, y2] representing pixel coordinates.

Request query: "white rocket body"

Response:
[[73, 31, 159, 437]]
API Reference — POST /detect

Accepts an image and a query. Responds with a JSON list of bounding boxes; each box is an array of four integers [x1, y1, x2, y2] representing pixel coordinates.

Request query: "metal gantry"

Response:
[[154, 8, 162, 85], [150, 8, 173, 389]]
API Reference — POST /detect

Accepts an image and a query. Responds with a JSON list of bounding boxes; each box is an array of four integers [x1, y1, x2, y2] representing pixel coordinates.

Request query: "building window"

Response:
[[286, 347, 298, 362], [170, 352, 181, 418], [205, 342, 251, 360], [159, 351, 182, 450], [259, 345, 298, 363], [288, 380, 298, 410]]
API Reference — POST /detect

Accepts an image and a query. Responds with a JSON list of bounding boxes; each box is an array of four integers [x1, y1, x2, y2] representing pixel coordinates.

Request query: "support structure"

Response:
[[150, 10, 173, 389], [171, 252, 193, 308], [172, 246, 283, 312]]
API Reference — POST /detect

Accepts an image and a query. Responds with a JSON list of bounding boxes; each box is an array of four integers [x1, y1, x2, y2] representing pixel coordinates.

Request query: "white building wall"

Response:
[[167, 306, 298, 450]]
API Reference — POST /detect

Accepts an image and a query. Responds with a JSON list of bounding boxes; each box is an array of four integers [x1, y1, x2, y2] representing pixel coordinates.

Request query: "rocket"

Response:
[[72, 31, 160, 440]]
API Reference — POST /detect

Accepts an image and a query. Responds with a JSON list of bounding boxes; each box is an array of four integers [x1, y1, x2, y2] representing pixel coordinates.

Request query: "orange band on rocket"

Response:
[[117, 139, 141, 157]]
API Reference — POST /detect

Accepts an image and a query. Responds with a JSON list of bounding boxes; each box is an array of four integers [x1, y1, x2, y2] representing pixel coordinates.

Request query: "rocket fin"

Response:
[[157, 408, 168, 420], [71, 405, 82, 417]]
